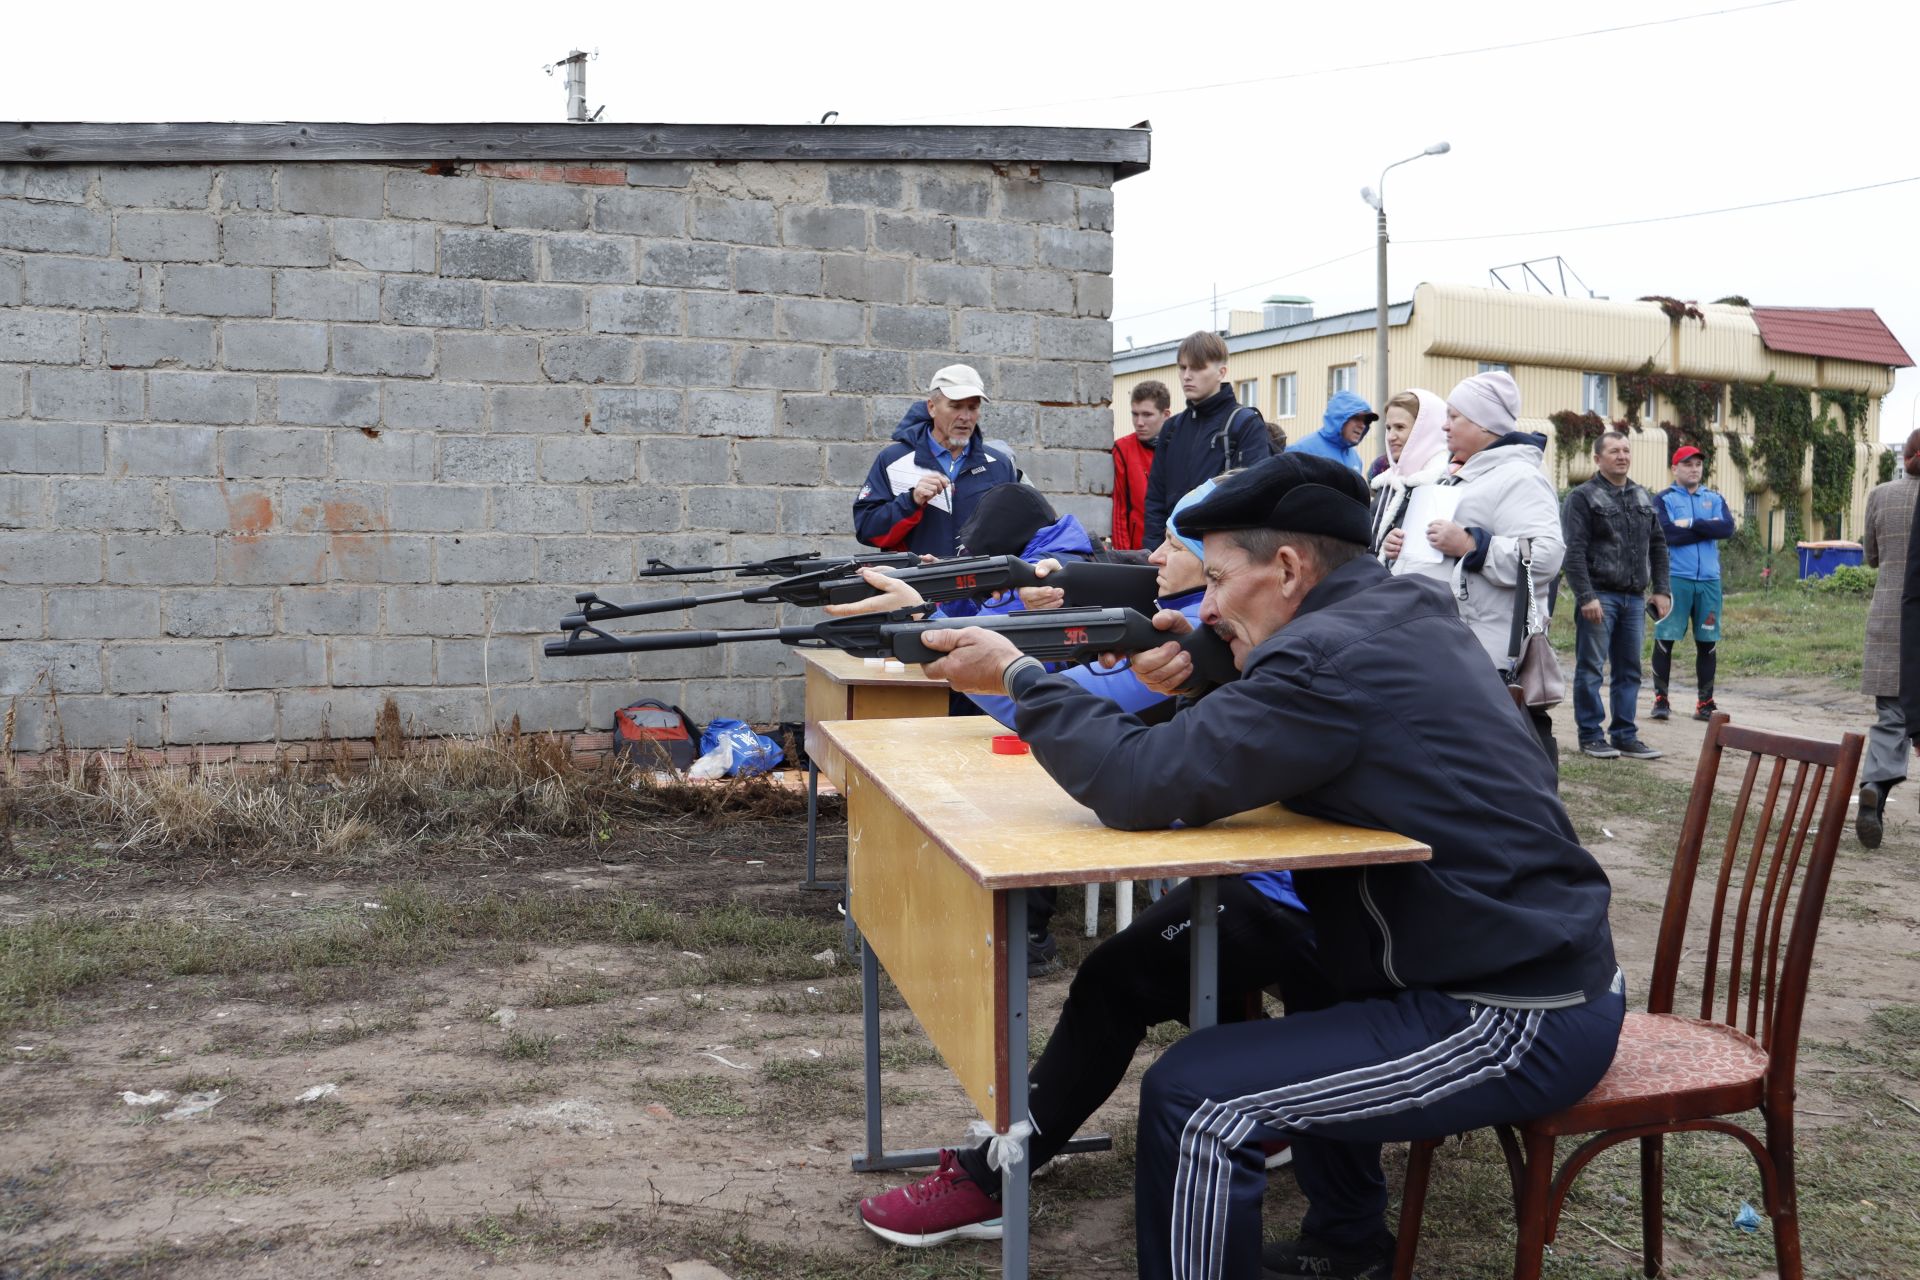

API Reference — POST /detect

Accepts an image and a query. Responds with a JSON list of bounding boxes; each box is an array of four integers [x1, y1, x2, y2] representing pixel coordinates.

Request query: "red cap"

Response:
[[991, 734, 1030, 755], [1671, 445, 1703, 465]]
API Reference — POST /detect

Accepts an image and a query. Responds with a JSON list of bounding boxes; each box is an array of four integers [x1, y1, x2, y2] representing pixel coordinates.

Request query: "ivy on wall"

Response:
[[1638, 295, 1707, 323], [1548, 409, 1627, 469], [1878, 449, 1897, 485], [1617, 360, 1725, 479], [1730, 376, 1816, 541]]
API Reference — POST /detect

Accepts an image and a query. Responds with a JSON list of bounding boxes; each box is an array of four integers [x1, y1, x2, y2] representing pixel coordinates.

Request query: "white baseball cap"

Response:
[[928, 364, 988, 402]]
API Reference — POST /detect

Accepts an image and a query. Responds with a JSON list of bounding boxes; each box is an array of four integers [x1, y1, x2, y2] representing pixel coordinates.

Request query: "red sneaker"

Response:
[[858, 1149, 1003, 1246]]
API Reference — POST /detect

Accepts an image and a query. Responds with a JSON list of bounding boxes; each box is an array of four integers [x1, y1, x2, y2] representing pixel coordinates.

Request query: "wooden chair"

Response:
[[1392, 712, 1863, 1280]]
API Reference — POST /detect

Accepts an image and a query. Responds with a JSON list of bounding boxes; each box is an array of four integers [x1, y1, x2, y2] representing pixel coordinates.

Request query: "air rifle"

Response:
[[562, 556, 1161, 629], [638, 550, 918, 579]]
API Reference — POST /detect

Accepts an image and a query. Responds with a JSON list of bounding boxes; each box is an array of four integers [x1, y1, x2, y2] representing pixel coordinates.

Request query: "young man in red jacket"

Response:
[[1112, 380, 1170, 550]]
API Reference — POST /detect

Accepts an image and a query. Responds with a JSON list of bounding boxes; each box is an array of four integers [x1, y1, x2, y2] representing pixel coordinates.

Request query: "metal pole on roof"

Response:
[[1361, 143, 1450, 419]]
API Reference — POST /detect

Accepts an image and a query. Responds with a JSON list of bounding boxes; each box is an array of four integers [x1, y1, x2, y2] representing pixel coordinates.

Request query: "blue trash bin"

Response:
[[1796, 541, 1864, 580]]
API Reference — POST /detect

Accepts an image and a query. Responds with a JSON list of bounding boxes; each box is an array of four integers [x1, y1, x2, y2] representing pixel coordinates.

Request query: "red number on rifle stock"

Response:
[[1063, 626, 1090, 646], [953, 573, 977, 590]]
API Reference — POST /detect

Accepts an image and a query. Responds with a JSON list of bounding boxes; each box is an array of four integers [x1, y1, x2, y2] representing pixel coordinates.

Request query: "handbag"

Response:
[[1505, 538, 1565, 710]]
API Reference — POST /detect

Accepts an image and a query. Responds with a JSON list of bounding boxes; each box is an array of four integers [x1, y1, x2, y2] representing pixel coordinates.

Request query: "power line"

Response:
[[1112, 247, 1371, 325], [897, 0, 1793, 122]]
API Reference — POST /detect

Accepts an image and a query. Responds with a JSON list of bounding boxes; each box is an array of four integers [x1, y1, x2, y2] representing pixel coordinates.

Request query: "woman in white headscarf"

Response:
[[1366, 388, 1449, 561]]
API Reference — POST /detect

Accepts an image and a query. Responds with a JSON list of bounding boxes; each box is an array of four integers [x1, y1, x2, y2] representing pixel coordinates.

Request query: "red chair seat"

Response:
[[1532, 1011, 1769, 1136]]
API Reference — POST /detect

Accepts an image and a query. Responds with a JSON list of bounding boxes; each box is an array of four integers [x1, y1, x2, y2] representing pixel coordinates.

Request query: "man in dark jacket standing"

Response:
[[914, 454, 1623, 1280], [1141, 332, 1274, 549], [853, 364, 1018, 557], [1562, 431, 1671, 760]]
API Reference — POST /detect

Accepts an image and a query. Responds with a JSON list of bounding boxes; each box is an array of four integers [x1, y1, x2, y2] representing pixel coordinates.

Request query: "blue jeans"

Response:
[[1574, 591, 1645, 743]]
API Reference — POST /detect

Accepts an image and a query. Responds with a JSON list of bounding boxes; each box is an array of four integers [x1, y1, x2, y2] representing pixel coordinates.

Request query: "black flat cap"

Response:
[[1176, 453, 1372, 546]]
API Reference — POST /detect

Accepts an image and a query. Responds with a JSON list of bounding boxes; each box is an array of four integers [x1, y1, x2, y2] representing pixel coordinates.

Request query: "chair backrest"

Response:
[[1647, 713, 1862, 1106]]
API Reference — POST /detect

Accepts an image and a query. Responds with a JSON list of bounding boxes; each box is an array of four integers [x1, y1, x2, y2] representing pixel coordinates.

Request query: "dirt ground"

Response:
[[2, 676, 1918, 1279]]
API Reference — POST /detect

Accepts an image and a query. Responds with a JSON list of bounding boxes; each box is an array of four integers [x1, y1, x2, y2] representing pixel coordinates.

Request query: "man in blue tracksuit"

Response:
[[1651, 444, 1736, 722], [1285, 389, 1378, 473], [911, 454, 1623, 1280], [853, 364, 1018, 558]]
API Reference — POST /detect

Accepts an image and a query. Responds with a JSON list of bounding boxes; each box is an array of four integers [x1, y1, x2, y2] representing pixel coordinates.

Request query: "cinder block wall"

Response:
[[0, 157, 1119, 750]]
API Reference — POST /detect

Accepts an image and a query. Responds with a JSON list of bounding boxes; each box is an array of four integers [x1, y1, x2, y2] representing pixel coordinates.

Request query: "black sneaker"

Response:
[[1694, 698, 1718, 722], [1262, 1230, 1395, 1278], [1579, 739, 1621, 759], [1613, 737, 1663, 760], [1650, 694, 1671, 721], [1857, 782, 1885, 849], [1027, 929, 1061, 977]]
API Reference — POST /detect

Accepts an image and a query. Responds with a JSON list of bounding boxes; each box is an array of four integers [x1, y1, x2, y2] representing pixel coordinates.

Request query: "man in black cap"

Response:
[[914, 453, 1623, 1280]]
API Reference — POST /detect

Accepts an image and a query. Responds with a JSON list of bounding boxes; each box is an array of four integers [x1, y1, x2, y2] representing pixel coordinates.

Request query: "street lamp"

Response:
[[1360, 142, 1450, 427]]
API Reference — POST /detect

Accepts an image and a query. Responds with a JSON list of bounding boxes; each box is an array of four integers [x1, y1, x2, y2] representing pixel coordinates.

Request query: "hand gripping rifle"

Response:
[[637, 550, 919, 579], [562, 556, 1162, 629]]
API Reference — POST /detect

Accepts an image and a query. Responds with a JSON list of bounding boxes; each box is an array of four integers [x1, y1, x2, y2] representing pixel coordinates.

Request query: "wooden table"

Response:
[[821, 715, 1431, 1279], [795, 648, 948, 892]]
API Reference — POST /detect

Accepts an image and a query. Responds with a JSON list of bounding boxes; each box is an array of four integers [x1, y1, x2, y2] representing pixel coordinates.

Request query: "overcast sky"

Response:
[[8, 0, 1916, 440]]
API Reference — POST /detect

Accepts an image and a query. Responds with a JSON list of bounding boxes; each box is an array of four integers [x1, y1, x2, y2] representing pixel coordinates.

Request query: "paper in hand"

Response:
[[886, 454, 953, 513], [1397, 485, 1464, 566]]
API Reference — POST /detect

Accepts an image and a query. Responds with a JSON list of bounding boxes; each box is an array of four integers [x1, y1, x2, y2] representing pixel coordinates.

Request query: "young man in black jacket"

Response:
[[1141, 331, 1276, 549], [916, 454, 1624, 1280]]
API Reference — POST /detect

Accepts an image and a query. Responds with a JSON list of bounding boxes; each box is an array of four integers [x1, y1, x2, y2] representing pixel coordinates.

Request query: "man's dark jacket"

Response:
[[1141, 386, 1274, 550], [1560, 472, 1671, 605], [1899, 483, 1920, 742], [1004, 556, 1617, 1008], [851, 403, 1019, 557]]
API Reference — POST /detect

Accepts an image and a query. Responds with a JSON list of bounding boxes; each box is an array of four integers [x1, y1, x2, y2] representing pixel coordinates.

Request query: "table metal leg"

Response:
[[1083, 883, 1099, 937], [799, 759, 839, 892], [1189, 875, 1219, 1030], [857, 928, 885, 1166], [1116, 879, 1134, 932], [1002, 889, 1031, 1280]]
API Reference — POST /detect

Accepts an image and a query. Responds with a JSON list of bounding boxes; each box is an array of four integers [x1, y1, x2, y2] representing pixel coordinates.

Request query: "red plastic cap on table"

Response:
[[991, 734, 1030, 755]]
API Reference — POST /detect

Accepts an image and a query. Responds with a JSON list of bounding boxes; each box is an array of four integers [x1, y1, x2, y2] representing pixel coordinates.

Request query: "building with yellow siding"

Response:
[[1110, 282, 1913, 547]]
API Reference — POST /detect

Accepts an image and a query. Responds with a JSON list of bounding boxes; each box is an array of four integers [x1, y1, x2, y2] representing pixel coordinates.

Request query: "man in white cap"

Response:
[[853, 364, 1020, 559]]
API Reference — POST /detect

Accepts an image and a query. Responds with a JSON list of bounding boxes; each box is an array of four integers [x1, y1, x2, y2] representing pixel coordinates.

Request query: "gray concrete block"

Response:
[[164, 691, 277, 743], [222, 320, 329, 372], [225, 637, 327, 689], [218, 167, 275, 212], [540, 435, 636, 483], [0, 366, 18, 418], [725, 637, 805, 678], [588, 285, 682, 336], [688, 388, 776, 436], [329, 532, 431, 583], [689, 293, 775, 339], [591, 387, 682, 434], [593, 187, 688, 236], [391, 687, 488, 736], [490, 283, 587, 331], [150, 371, 258, 423], [24, 255, 144, 309], [737, 344, 823, 391], [31, 368, 145, 421], [980, 401, 1035, 447], [168, 479, 273, 533], [542, 336, 635, 384], [639, 242, 730, 290], [386, 170, 489, 223], [545, 234, 634, 284], [735, 247, 822, 296], [1074, 272, 1114, 319], [389, 481, 486, 530], [222, 426, 326, 478], [434, 637, 535, 686], [624, 161, 693, 188], [872, 305, 954, 351], [333, 324, 436, 377], [913, 263, 991, 308], [780, 394, 868, 441], [827, 167, 905, 208], [441, 228, 540, 281], [640, 340, 732, 387], [279, 165, 385, 218], [12, 691, 163, 748], [0, 312, 84, 363], [277, 687, 387, 740], [1035, 316, 1112, 363], [1019, 445, 1076, 494], [440, 333, 542, 383], [640, 437, 729, 485], [1076, 447, 1117, 495], [684, 485, 781, 534], [491, 485, 585, 533], [493, 182, 591, 231], [49, 588, 161, 639], [1000, 177, 1077, 225], [435, 534, 534, 583], [830, 347, 910, 395], [589, 487, 683, 533], [957, 221, 1036, 267], [282, 585, 382, 635], [0, 423, 105, 473], [215, 533, 327, 585], [440, 435, 536, 485], [382, 380, 487, 433], [106, 532, 214, 584], [281, 481, 386, 532], [491, 385, 588, 433], [1039, 405, 1114, 450], [780, 486, 858, 536], [693, 196, 777, 246], [875, 212, 955, 259], [826, 441, 877, 487], [0, 476, 44, 530], [737, 439, 823, 486], [162, 264, 273, 317], [775, 299, 863, 344], [1077, 185, 1115, 232], [998, 359, 1078, 403], [540, 536, 635, 586], [489, 684, 587, 733], [222, 215, 330, 267], [0, 199, 111, 254], [822, 254, 907, 304], [0, 641, 104, 694], [916, 175, 991, 217], [959, 311, 1034, 357], [276, 375, 379, 426], [51, 479, 163, 529], [382, 276, 484, 328], [782, 205, 867, 251], [276, 269, 381, 323], [107, 424, 217, 477], [1037, 227, 1114, 273], [0, 253, 17, 306], [334, 216, 441, 273], [993, 267, 1074, 313], [6, 166, 91, 203], [165, 587, 276, 637], [682, 676, 776, 726], [109, 642, 217, 693], [102, 315, 216, 367]]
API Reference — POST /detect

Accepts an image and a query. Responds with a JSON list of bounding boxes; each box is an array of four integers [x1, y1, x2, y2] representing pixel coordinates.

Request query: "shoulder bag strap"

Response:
[[1505, 536, 1536, 677]]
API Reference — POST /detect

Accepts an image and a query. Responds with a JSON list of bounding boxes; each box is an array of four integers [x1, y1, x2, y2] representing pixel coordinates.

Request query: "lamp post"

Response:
[[1360, 142, 1450, 420]]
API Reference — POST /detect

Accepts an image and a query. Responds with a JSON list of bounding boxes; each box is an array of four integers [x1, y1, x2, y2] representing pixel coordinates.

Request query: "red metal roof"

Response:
[[1749, 306, 1914, 368]]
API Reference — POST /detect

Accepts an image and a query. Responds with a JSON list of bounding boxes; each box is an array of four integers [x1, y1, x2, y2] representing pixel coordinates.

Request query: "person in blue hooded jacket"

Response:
[[939, 482, 1094, 621], [852, 364, 1019, 558], [1286, 389, 1379, 473]]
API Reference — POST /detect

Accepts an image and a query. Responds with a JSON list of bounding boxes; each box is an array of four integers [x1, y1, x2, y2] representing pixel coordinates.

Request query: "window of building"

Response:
[[1709, 389, 1723, 426], [1477, 361, 1510, 374], [1643, 389, 1657, 422], [1329, 365, 1357, 395], [1235, 379, 1258, 411], [1273, 373, 1298, 419], [1581, 372, 1612, 417]]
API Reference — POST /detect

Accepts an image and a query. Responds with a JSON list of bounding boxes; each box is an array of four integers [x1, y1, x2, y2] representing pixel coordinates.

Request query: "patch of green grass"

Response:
[[1549, 589, 1866, 684], [366, 1132, 468, 1179], [636, 1074, 748, 1119], [759, 1052, 863, 1119], [498, 1031, 556, 1062], [1867, 1003, 1920, 1046], [523, 975, 614, 1007], [280, 1013, 416, 1051]]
